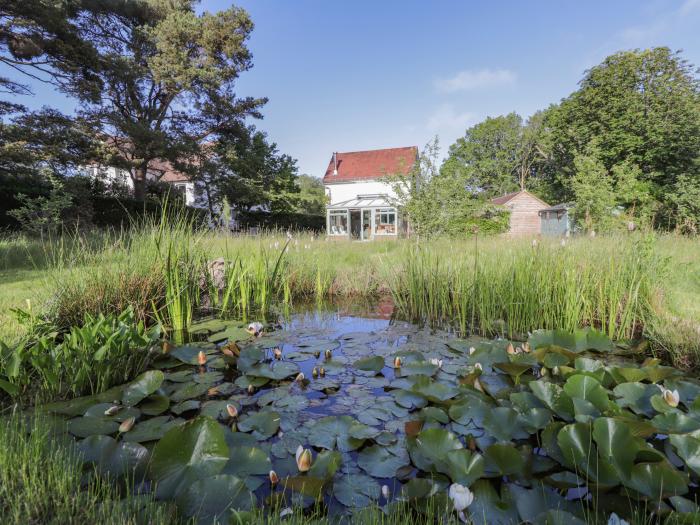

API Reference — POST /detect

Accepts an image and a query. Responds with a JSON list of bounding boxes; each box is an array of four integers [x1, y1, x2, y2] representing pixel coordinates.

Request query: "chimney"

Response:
[[333, 152, 338, 176]]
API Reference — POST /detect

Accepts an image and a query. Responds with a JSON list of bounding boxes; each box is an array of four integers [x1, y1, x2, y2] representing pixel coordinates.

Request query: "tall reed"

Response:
[[388, 235, 663, 340]]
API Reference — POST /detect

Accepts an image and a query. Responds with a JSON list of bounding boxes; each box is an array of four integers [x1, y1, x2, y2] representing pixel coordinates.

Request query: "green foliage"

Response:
[[391, 138, 509, 236], [545, 47, 700, 229], [0, 413, 175, 525], [570, 147, 617, 232], [442, 112, 548, 198], [8, 172, 73, 235], [0, 307, 161, 401]]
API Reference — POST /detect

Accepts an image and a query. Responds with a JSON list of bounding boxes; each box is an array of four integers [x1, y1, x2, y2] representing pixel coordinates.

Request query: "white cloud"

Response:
[[434, 68, 516, 93], [426, 104, 477, 132], [617, 0, 700, 46]]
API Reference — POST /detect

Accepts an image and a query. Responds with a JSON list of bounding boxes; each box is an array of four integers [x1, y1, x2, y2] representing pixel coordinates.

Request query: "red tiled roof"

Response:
[[149, 158, 190, 182], [323, 146, 418, 183]]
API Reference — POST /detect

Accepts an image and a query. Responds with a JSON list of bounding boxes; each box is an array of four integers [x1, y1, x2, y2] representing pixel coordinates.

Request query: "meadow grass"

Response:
[[0, 224, 698, 366], [0, 410, 177, 525]]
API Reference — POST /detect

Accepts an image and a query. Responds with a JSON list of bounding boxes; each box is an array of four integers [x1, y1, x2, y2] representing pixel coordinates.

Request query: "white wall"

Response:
[[324, 180, 398, 205]]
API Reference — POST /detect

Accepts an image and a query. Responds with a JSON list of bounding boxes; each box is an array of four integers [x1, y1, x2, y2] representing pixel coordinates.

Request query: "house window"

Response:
[[329, 210, 348, 235], [374, 208, 396, 235]]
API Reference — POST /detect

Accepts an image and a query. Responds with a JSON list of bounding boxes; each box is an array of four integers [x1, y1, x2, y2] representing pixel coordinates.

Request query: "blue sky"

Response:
[[4, 0, 700, 177]]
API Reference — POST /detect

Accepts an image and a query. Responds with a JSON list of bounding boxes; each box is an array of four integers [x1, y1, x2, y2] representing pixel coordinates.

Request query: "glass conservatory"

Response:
[[326, 195, 402, 240]]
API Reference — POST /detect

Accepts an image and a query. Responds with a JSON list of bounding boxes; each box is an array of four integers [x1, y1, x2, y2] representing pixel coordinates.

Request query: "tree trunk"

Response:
[[132, 164, 148, 201]]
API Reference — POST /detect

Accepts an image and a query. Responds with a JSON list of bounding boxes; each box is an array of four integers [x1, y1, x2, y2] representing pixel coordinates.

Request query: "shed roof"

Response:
[[491, 190, 549, 207], [323, 147, 417, 183], [539, 202, 574, 213]]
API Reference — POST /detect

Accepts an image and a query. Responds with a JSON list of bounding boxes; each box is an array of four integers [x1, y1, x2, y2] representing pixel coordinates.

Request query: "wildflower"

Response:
[[119, 417, 136, 433], [663, 388, 680, 408], [381, 485, 390, 499], [394, 356, 402, 368], [104, 405, 121, 416], [448, 483, 474, 512], [532, 239, 538, 247], [197, 351, 207, 365], [226, 403, 238, 419], [269, 470, 279, 486], [295, 446, 312, 472], [287, 231, 293, 240]]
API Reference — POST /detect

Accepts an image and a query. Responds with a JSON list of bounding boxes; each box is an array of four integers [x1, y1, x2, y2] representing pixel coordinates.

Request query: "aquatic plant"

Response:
[[33, 317, 700, 524]]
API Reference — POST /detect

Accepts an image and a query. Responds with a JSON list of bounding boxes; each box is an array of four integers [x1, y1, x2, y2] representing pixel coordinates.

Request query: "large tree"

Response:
[[545, 47, 700, 227], [1, 0, 267, 200], [441, 112, 550, 200]]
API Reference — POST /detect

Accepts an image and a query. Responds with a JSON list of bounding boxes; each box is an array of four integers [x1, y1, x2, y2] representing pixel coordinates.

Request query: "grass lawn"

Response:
[[0, 268, 48, 341]]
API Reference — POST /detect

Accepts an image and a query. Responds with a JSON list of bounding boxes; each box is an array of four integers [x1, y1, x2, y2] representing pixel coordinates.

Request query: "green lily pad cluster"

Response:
[[36, 317, 700, 524]]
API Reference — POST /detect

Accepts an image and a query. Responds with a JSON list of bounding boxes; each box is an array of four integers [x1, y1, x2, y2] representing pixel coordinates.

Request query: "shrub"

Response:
[[0, 307, 161, 401]]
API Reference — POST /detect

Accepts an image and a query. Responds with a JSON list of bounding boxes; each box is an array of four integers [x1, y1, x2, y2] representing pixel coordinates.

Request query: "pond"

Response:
[[38, 301, 700, 524]]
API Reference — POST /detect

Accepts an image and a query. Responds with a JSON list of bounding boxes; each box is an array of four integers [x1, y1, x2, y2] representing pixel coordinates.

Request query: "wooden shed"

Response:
[[491, 190, 549, 236]]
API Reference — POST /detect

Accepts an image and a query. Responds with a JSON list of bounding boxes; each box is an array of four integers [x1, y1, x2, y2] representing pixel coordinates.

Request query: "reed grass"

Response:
[[389, 234, 663, 340], [1, 221, 697, 366]]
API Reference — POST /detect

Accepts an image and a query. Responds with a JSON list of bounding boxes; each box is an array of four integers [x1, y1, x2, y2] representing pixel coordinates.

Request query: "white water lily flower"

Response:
[[295, 372, 305, 383], [226, 403, 238, 418], [663, 388, 680, 408], [458, 511, 469, 523], [429, 358, 443, 368], [247, 322, 264, 337], [448, 483, 474, 512], [279, 507, 293, 518], [474, 363, 483, 372], [468, 347, 476, 355], [381, 485, 390, 499]]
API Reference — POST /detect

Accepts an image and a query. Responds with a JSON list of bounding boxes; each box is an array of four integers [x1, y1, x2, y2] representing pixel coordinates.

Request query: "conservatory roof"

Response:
[[327, 194, 393, 209]]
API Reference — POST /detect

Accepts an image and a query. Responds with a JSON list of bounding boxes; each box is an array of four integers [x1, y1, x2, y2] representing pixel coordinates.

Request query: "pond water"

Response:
[[40, 301, 700, 524]]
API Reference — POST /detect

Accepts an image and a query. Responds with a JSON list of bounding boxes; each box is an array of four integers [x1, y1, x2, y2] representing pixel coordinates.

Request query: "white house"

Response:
[[81, 158, 199, 207], [324, 146, 417, 240]]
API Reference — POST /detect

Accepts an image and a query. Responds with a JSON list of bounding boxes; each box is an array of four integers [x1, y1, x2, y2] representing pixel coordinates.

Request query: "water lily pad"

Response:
[[170, 346, 207, 365], [308, 450, 342, 480], [122, 416, 185, 443], [333, 474, 380, 508], [530, 381, 574, 421], [245, 361, 300, 380], [176, 474, 254, 522], [222, 445, 272, 477], [208, 325, 250, 343], [169, 381, 210, 403], [407, 427, 462, 473], [358, 445, 409, 478], [353, 356, 385, 372], [307, 416, 372, 451], [529, 328, 613, 353], [150, 416, 229, 499], [483, 444, 526, 476], [78, 435, 148, 478], [139, 394, 170, 416], [122, 370, 164, 406], [563, 374, 609, 412], [410, 375, 459, 402], [171, 399, 201, 415], [84, 403, 140, 422], [68, 416, 119, 438], [444, 449, 484, 486], [237, 410, 281, 440]]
